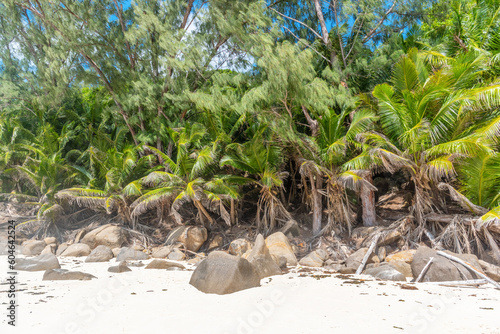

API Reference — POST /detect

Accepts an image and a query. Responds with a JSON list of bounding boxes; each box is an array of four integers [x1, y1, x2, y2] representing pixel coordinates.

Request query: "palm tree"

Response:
[[56, 145, 155, 227], [355, 48, 500, 228], [220, 127, 291, 234], [131, 123, 242, 228], [299, 107, 378, 235]]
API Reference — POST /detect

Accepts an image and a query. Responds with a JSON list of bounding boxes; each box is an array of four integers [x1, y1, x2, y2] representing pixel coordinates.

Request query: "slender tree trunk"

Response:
[[360, 173, 376, 226], [310, 173, 323, 235]]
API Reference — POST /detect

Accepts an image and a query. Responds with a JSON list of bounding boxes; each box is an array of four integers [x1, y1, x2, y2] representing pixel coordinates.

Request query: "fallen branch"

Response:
[[356, 233, 380, 275], [415, 257, 434, 283], [436, 251, 500, 289]]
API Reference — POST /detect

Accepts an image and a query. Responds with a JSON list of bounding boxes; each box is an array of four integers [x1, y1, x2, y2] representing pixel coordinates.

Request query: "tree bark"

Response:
[[360, 172, 376, 226], [310, 173, 323, 235]]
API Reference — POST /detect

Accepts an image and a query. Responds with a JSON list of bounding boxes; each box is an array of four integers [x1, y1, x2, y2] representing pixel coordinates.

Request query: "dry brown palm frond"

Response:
[[437, 183, 488, 215], [257, 186, 292, 234], [323, 179, 355, 235]]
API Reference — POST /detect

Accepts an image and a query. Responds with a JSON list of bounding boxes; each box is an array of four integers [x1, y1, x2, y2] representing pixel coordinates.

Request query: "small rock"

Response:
[[246, 234, 282, 279], [145, 259, 185, 270], [189, 251, 260, 295], [85, 245, 114, 262], [43, 269, 96, 281], [386, 250, 416, 264], [377, 247, 387, 262], [15, 254, 61, 271], [21, 240, 46, 256], [152, 246, 172, 258], [178, 226, 208, 252], [299, 249, 329, 267], [108, 262, 132, 273], [60, 243, 91, 257], [265, 232, 298, 266], [207, 234, 224, 251], [81, 224, 126, 249], [229, 239, 252, 256], [364, 266, 406, 281], [167, 248, 185, 261], [116, 247, 149, 262], [478, 260, 500, 282], [44, 237, 57, 245]]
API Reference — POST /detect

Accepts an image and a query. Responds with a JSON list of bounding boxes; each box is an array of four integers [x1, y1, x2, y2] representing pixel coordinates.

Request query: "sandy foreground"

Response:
[[0, 256, 499, 334]]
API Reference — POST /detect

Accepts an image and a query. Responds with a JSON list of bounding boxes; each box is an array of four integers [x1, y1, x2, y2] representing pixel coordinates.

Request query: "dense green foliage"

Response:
[[1, 0, 499, 239]]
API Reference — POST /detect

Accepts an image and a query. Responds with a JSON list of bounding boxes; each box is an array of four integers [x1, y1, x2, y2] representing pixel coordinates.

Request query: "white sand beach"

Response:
[[1, 256, 499, 334]]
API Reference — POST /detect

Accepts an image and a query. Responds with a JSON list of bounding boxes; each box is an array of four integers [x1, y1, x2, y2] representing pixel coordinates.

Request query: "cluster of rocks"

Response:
[[13, 222, 500, 295]]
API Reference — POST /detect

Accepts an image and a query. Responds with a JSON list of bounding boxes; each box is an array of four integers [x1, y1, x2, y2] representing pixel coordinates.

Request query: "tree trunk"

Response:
[[310, 173, 323, 235], [230, 198, 236, 225], [360, 173, 376, 226]]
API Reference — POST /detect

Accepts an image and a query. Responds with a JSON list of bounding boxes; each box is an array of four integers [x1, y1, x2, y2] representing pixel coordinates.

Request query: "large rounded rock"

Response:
[[60, 243, 91, 257], [81, 224, 126, 250], [43, 269, 96, 281], [265, 232, 297, 266], [411, 246, 484, 282], [21, 240, 46, 256], [229, 239, 252, 256], [299, 249, 329, 267], [85, 245, 114, 262], [189, 251, 260, 295], [246, 234, 282, 279], [116, 247, 149, 262], [15, 254, 61, 271]]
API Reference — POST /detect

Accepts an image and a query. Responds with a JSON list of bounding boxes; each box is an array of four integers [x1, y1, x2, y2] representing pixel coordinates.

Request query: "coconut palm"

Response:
[[131, 123, 243, 228], [55, 145, 156, 227], [299, 106, 378, 235], [220, 127, 291, 233], [354, 48, 500, 227]]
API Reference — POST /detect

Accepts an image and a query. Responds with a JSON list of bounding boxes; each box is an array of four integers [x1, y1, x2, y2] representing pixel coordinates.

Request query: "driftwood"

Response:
[[415, 257, 434, 283], [356, 233, 380, 275], [436, 251, 500, 289]]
